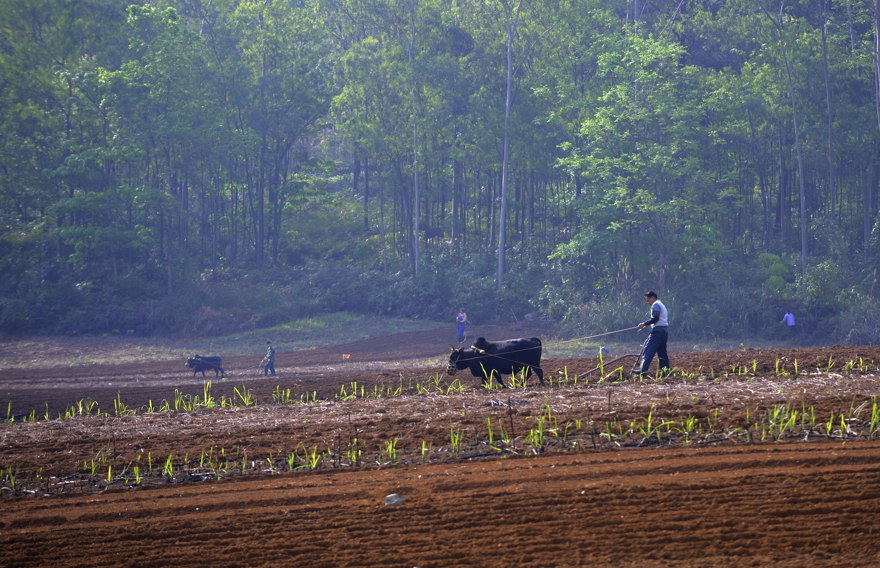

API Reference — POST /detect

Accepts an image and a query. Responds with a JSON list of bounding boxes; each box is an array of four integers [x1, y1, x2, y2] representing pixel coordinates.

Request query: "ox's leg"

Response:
[[494, 371, 506, 389], [516, 366, 543, 387], [518, 365, 543, 386]]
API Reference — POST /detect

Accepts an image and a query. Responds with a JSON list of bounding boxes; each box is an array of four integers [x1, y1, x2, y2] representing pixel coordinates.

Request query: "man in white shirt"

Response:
[[635, 291, 670, 377]]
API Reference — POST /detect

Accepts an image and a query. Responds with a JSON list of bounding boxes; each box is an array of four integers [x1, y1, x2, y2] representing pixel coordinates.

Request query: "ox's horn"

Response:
[[471, 346, 486, 354]]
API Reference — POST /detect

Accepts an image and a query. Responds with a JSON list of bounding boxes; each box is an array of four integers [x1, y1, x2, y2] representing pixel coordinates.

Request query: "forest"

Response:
[[1, 0, 879, 345]]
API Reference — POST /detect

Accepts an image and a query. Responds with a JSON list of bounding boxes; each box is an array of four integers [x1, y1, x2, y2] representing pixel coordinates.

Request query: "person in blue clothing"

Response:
[[455, 308, 468, 343], [635, 291, 670, 377], [781, 312, 795, 332]]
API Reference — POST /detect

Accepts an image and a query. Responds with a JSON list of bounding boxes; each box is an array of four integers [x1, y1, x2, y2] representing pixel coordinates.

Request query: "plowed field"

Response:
[[2, 324, 880, 567]]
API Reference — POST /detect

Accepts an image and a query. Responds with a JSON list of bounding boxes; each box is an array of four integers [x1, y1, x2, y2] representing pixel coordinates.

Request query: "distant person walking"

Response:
[[781, 312, 796, 338], [455, 308, 468, 343], [635, 291, 670, 377], [263, 340, 276, 376]]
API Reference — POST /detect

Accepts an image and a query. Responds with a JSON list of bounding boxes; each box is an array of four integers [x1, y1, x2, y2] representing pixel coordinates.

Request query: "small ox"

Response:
[[186, 354, 225, 378], [447, 337, 544, 388]]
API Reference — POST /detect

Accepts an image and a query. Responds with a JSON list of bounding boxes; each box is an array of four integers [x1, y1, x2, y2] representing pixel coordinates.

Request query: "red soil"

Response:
[[1, 324, 880, 567]]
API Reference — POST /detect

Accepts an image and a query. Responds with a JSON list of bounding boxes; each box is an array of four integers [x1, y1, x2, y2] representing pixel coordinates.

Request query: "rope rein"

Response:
[[456, 325, 641, 359], [545, 326, 641, 347]]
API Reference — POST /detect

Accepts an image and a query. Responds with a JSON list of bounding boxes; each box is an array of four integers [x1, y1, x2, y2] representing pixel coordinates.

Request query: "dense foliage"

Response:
[[1, 0, 879, 344]]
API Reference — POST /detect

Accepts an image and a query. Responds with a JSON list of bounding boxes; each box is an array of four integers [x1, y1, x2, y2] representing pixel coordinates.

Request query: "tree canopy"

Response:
[[1, 0, 879, 344]]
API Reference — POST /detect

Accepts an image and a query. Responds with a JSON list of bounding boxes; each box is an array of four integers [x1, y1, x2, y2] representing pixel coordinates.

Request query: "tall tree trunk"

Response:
[[379, 164, 387, 274], [452, 158, 461, 249], [766, 4, 808, 276], [820, 3, 837, 217], [409, 0, 420, 277], [776, 125, 788, 244], [364, 153, 371, 233], [875, 0, 880, 131], [498, 0, 522, 289], [353, 146, 365, 231], [865, 147, 874, 260], [256, 139, 266, 266]]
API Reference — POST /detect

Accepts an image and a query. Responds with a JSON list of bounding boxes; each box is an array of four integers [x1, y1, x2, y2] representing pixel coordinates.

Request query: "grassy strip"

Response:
[[0, 312, 448, 368], [196, 313, 447, 356]]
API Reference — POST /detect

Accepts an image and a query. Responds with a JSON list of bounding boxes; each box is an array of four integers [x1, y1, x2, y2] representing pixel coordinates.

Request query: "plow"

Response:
[[233, 362, 265, 377], [576, 352, 641, 381], [574, 333, 650, 381]]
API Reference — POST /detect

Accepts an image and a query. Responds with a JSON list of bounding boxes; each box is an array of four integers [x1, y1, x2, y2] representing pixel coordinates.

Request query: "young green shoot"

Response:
[[449, 424, 463, 454]]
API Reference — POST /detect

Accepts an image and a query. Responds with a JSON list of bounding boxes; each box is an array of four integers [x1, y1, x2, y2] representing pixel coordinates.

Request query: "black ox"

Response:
[[186, 354, 225, 378], [447, 337, 544, 388]]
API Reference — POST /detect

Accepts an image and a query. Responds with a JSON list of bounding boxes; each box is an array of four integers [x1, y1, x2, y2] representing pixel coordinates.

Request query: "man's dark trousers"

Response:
[[638, 327, 669, 375]]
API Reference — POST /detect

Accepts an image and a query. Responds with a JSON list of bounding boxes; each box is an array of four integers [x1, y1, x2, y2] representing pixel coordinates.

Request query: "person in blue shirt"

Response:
[[455, 309, 468, 343], [781, 312, 795, 331], [635, 291, 670, 377]]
